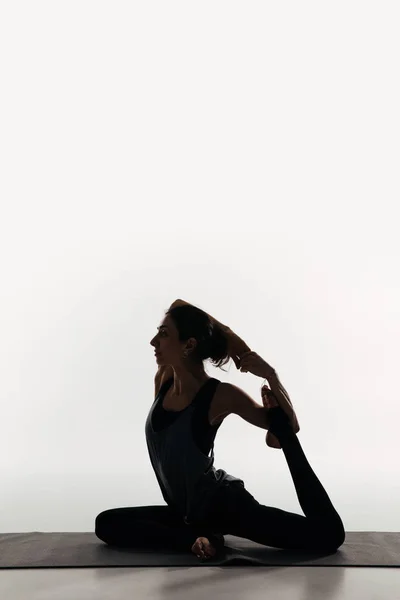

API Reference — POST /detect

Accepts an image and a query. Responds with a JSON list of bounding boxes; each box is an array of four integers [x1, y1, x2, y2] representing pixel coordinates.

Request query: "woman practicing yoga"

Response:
[[95, 299, 345, 560]]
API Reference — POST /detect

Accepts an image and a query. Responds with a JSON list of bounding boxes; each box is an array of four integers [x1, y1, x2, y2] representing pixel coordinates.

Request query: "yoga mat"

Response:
[[0, 532, 399, 568]]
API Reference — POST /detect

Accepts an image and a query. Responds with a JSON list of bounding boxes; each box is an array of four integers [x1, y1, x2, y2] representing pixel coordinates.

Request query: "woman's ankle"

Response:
[[267, 406, 293, 440]]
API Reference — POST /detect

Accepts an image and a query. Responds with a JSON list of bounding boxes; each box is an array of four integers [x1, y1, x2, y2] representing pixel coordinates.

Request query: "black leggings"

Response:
[[95, 408, 345, 554]]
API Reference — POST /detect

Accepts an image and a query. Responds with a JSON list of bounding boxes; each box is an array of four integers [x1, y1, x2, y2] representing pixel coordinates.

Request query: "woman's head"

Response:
[[150, 304, 230, 372]]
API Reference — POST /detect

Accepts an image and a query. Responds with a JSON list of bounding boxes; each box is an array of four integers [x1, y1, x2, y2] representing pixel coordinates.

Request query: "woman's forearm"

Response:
[[263, 368, 292, 404]]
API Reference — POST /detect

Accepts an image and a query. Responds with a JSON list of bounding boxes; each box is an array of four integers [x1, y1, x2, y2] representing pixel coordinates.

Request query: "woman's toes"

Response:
[[204, 541, 216, 558]]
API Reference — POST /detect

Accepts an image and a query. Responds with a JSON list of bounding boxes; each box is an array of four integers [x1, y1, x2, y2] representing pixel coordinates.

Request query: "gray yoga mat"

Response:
[[0, 532, 399, 568]]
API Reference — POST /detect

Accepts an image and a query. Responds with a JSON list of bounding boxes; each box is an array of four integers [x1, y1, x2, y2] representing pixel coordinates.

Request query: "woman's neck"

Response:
[[171, 368, 209, 397]]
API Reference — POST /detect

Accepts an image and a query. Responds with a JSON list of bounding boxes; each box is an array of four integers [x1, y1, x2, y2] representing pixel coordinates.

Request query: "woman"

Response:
[[95, 300, 345, 560]]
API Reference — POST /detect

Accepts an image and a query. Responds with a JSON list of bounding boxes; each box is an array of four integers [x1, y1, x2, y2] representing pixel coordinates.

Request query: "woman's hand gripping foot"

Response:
[[262, 383, 293, 442]]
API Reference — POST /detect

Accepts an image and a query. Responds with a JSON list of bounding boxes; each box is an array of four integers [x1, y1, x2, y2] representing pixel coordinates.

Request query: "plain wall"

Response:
[[1, 1, 399, 533]]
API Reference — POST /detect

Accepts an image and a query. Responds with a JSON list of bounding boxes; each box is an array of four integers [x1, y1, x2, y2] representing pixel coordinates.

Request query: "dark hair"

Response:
[[166, 305, 230, 371]]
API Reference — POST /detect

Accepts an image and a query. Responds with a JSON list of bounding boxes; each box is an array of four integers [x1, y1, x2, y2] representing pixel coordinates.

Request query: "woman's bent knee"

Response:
[[332, 524, 346, 550], [320, 520, 346, 553]]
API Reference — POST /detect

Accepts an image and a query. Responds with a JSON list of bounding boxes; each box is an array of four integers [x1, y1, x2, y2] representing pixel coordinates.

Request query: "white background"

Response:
[[0, 1, 399, 534]]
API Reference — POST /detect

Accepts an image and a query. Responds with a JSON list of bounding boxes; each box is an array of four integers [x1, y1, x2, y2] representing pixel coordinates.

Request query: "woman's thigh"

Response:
[[208, 481, 339, 552], [205, 481, 257, 534]]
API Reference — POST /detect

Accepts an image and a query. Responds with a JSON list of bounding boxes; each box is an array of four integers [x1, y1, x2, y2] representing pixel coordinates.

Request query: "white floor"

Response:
[[0, 567, 399, 600]]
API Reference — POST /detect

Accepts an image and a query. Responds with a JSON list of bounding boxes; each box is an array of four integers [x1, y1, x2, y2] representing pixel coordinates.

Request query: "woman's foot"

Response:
[[191, 537, 217, 560], [262, 386, 279, 410], [262, 387, 292, 439]]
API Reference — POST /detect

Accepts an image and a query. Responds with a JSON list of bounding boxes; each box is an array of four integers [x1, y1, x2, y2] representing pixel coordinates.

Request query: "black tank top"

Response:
[[151, 377, 223, 455], [145, 377, 244, 524]]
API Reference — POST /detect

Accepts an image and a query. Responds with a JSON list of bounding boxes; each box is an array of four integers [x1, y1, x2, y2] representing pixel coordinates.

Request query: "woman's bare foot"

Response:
[[263, 385, 293, 441], [262, 385, 279, 411], [191, 537, 217, 560]]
